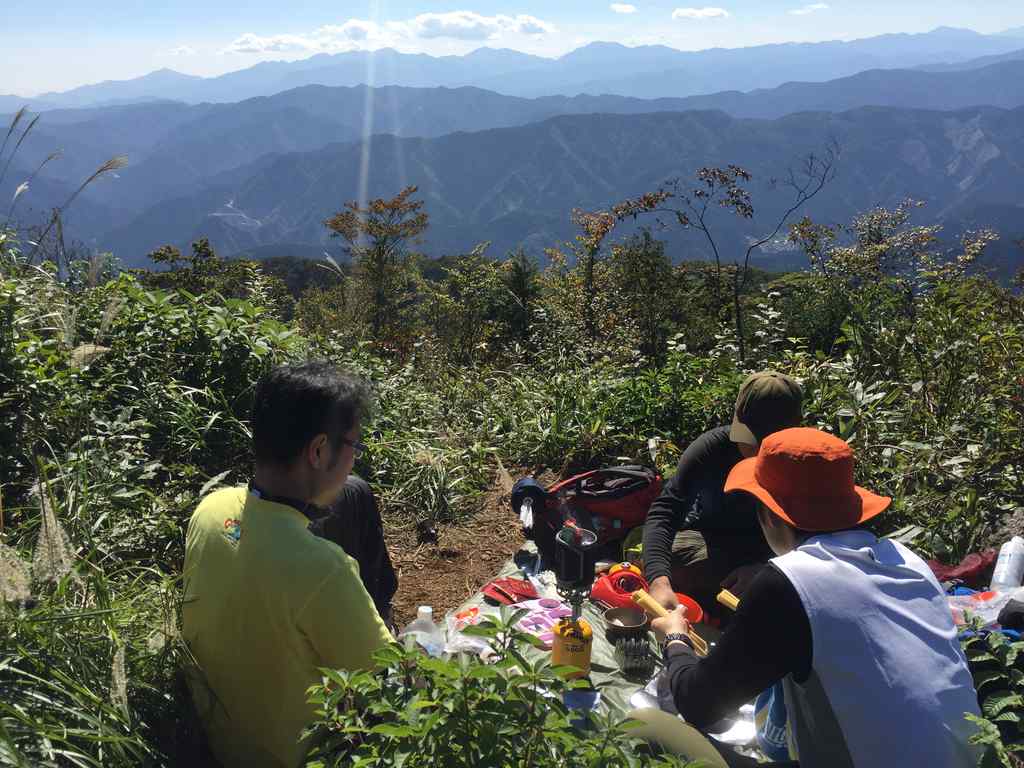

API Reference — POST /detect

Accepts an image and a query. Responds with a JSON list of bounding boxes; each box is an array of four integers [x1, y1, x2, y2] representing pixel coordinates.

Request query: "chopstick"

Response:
[[716, 589, 740, 612], [630, 590, 709, 657]]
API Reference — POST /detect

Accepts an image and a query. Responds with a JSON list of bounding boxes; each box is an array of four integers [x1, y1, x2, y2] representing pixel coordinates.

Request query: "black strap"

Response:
[[575, 467, 655, 498], [248, 483, 328, 521]]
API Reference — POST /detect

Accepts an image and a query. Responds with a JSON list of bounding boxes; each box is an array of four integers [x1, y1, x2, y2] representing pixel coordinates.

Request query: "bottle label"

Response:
[[551, 619, 593, 678]]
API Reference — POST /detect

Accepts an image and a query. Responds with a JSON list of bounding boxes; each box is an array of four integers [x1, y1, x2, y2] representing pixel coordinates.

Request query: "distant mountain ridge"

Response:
[[8, 58, 1024, 248], [97, 105, 1024, 276], [0, 95, 56, 112], [917, 47, 1024, 73], [11, 26, 1024, 109], [31, 70, 202, 110]]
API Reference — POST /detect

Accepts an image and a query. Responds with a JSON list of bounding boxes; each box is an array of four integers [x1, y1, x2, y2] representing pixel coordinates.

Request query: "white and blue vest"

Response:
[[773, 530, 981, 768]]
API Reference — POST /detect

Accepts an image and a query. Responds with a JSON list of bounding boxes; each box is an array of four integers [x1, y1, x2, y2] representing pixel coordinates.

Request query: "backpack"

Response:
[[511, 466, 662, 566]]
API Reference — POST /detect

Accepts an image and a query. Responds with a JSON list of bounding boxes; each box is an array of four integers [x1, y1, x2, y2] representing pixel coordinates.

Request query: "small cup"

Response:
[[603, 607, 650, 644]]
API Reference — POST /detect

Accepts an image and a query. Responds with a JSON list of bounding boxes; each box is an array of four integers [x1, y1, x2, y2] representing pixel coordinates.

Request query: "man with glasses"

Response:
[[182, 362, 393, 767]]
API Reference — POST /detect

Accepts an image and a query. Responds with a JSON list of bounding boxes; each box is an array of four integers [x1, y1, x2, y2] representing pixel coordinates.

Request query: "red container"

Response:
[[591, 570, 650, 610], [676, 593, 704, 625]]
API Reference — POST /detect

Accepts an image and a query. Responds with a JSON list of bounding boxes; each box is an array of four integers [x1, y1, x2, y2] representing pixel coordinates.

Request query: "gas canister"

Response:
[[551, 617, 593, 678]]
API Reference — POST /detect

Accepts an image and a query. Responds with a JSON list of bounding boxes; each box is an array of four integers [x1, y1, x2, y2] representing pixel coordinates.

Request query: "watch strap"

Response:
[[663, 632, 692, 649]]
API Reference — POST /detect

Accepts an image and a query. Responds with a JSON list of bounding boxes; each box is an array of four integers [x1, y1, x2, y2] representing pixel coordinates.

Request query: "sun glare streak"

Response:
[[376, 0, 408, 209], [388, 78, 410, 198], [358, 71, 375, 216], [357, 0, 382, 239]]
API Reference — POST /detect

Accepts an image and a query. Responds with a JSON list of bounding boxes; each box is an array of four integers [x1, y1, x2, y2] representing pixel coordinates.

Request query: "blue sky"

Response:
[[4, 0, 1024, 95]]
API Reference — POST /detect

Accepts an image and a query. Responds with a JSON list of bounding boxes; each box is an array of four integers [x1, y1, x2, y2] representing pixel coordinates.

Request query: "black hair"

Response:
[[251, 362, 372, 466]]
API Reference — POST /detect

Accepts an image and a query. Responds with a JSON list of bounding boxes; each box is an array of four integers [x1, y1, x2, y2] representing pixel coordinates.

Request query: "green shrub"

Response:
[[305, 609, 694, 768], [962, 629, 1024, 767]]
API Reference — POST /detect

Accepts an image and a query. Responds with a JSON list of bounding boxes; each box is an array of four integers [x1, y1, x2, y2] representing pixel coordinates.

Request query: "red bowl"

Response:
[[675, 593, 704, 624]]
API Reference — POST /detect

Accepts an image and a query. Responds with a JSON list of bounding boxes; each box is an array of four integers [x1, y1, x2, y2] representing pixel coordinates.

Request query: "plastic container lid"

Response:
[[417, 605, 434, 622]]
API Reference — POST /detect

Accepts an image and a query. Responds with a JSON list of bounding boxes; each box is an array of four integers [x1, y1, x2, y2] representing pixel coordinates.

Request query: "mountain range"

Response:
[[7, 55, 1024, 235], [7, 26, 1024, 111], [3, 26, 1023, 279], [92, 105, 1023, 278]]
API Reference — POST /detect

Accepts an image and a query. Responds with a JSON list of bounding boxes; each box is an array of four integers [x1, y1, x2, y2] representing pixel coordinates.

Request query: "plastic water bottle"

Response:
[[397, 605, 445, 656], [991, 537, 1024, 593]]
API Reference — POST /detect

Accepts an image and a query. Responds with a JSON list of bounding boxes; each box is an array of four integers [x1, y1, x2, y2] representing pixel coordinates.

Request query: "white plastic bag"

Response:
[[948, 587, 1024, 628], [443, 605, 498, 655]]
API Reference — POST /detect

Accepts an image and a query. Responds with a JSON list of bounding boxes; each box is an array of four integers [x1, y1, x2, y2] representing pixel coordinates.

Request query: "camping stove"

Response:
[[553, 524, 599, 620]]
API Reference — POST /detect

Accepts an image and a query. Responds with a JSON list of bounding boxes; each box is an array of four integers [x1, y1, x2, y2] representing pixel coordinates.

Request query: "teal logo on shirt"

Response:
[[222, 518, 242, 545]]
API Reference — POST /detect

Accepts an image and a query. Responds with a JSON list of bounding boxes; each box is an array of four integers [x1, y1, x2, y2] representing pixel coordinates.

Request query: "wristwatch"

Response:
[[662, 632, 693, 650]]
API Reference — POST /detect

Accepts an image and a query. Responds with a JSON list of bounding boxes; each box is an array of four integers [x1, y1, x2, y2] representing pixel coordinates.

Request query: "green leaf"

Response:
[[983, 692, 1024, 718], [465, 666, 499, 680], [370, 723, 415, 738]]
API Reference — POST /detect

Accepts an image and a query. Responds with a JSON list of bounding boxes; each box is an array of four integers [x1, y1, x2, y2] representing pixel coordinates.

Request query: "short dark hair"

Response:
[[251, 362, 372, 466]]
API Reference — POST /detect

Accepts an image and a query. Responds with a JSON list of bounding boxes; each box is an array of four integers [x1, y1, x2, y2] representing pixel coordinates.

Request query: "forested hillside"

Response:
[[94, 106, 1024, 274]]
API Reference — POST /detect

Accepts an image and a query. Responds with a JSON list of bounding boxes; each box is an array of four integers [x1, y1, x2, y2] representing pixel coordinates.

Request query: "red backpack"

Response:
[[511, 466, 662, 564]]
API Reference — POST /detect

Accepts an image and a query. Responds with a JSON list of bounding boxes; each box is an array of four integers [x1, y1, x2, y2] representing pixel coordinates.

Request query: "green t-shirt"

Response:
[[182, 487, 392, 768]]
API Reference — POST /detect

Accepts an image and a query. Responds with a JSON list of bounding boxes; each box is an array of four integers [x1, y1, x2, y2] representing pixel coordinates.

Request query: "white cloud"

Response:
[[222, 33, 320, 54], [789, 3, 829, 15], [407, 12, 554, 40], [671, 7, 730, 20], [315, 20, 379, 43], [515, 16, 553, 36], [223, 12, 555, 54], [168, 45, 197, 56], [610, 3, 638, 13]]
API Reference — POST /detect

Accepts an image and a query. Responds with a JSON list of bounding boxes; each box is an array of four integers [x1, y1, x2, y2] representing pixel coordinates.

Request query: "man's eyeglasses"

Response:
[[340, 438, 367, 459]]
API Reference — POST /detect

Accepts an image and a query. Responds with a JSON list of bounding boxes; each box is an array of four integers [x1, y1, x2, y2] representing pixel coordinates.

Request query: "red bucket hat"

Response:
[[725, 427, 890, 532]]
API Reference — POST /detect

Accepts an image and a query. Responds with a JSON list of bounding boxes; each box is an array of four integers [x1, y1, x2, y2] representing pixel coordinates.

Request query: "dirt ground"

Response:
[[385, 467, 527, 627]]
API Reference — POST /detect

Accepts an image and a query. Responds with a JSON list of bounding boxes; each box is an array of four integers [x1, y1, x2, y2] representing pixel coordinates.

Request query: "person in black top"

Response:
[[309, 475, 398, 627], [643, 371, 802, 613]]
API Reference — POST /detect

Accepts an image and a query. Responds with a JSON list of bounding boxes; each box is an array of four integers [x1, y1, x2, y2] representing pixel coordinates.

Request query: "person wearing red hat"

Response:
[[651, 428, 980, 768]]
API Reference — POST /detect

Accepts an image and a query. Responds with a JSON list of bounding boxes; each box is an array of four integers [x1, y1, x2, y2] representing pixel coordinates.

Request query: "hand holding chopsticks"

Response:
[[631, 589, 709, 657]]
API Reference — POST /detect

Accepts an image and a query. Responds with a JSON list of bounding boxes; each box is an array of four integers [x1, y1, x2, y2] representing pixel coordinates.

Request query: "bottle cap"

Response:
[[417, 605, 434, 622]]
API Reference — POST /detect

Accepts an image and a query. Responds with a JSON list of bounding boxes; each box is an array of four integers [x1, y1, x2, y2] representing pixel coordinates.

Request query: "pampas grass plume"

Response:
[[0, 542, 31, 603], [30, 480, 79, 585], [111, 644, 129, 718]]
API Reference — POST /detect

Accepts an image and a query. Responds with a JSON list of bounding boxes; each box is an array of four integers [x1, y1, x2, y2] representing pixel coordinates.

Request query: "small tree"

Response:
[[545, 201, 664, 357], [324, 186, 429, 342], [501, 247, 541, 345], [421, 243, 510, 365], [140, 238, 292, 317], [609, 231, 676, 363], [615, 147, 838, 362], [570, 208, 617, 347], [788, 200, 999, 402]]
